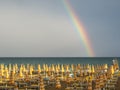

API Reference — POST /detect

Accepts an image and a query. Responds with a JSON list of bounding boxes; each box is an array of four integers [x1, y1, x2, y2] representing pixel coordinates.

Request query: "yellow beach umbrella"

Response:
[[88, 65, 91, 73], [87, 64, 90, 69], [6, 69, 9, 79], [19, 67, 23, 77], [22, 65, 26, 73], [77, 64, 80, 70], [1, 66, 4, 76], [111, 65, 114, 74], [38, 64, 41, 73], [45, 64, 48, 72], [8, 64, 11, 73], [57, 64, 60, 71], [56, 65, 58, 73], [61, 64, 64, 73], [91, 65, 95, 73], [56, 77, 61, 89], [104, 64, 107, 69], [29, 66, 33, 75], [12, 67, 15, 75], [52, 64, 55, 72], [71, 64, 74, 72], [43, 64, 46, 71], [15, 64, 18, 72], [66, 65, 69, 72]]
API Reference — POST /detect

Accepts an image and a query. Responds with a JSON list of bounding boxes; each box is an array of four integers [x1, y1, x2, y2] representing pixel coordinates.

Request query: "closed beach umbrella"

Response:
[[19, 67, 23, 77], [38, 64, 41, 73], [61, 64, 64, 73], [111, 65, 114, 75], [52, 64, 55, 72]]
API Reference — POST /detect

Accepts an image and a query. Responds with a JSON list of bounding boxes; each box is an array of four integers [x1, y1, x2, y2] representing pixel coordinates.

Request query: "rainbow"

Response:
[[62, 0, 94, 57]]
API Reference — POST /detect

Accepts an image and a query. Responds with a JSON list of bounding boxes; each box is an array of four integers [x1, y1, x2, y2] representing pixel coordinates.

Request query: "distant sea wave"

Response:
[[0, 57, 119, 65]]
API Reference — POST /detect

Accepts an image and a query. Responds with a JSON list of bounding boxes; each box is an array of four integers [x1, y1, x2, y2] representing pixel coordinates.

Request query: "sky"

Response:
[[0, 0, 120, 57]]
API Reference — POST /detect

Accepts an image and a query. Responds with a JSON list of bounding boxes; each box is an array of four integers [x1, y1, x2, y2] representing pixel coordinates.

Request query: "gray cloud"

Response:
[[0, 0, 120, 57], [0, 1, 85, 57]]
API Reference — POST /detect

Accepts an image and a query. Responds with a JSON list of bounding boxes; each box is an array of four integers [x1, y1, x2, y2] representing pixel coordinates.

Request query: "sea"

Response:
[[0, 57, 120, 66]]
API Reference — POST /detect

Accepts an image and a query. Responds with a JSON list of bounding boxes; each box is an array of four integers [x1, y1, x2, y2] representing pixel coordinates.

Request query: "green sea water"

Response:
[[0, 57, 119, 65]]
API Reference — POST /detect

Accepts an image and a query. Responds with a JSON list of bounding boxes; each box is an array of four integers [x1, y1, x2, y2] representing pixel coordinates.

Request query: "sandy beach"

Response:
[[0, 60, 119, 90]]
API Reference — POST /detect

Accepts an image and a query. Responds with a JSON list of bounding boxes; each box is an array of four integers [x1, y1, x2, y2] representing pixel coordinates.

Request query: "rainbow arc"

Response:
[[63, 0, 94, 57]]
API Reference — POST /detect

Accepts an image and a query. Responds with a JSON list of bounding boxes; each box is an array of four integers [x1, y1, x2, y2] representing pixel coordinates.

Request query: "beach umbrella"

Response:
[[95, 77, 100, 90], [88, 79, 92, 90], [22, 65, 26, 73], [57, 64, 60, 71], [42, 64, 44, 71], [5, 66, 9, 79], [60, 72, 65, 81], [47, 66, 51, 76], [25, 71, 29, 82], [111, 65, 114, 75], [99, 75, 104, 88], [38, 64, 41, 73], [55, 65, 57, 72], [10, 71, 15, 84], [0, 64, 4, 76], [103, 73, 107, 82], [91, 65, 95, 73], [104, 64, 108, 69], [45, 64, 48, 72], [115, 60, 119, 69], [1, 64, 4, 69], [51, 64, 55, 72], [75, 65, 79, 73], [66, 65, 69, 72], [88, 65, 92, 74], [0, 66, 4, 76], [13, 66, 15, 75], [71, 64, 74, 72], [27, 64, 30, 71], [78, 64, 81, 68], [85, 76, 89, 82], [87, 64, 90, 69], [29, 66, 33, 76], [104, 64, 108, 73], [14, 64, 18, 72], [56, 77, 61, 89], [39, 76, 45, 90], [5, 65, 8, 71], [61, 64, 64, 73], [80, 69, 83, 77], [8, 64, 11, 73], [48, 65, 51, 71], [74, 71, 77, 80], [19, 67, 23, 77]]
